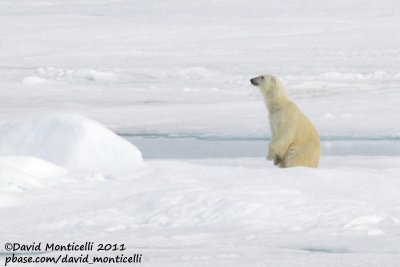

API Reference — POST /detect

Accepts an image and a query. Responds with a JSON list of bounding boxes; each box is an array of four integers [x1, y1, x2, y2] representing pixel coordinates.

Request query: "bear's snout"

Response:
[[250, 77, 259, 86]]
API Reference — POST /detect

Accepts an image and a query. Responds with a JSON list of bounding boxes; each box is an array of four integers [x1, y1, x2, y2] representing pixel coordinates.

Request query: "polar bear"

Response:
[[250, 74, 320, 168]]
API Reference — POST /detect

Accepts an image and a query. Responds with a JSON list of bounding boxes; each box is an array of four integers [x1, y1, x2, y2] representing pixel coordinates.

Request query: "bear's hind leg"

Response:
[[282, 147, 318, 168]]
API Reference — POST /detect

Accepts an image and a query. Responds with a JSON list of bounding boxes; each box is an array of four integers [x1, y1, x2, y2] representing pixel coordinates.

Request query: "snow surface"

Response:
[[0, 114, 144, 177], [1, 0, 400, 266], [0, 0, 399, 138], [2, 157, 400, 266]]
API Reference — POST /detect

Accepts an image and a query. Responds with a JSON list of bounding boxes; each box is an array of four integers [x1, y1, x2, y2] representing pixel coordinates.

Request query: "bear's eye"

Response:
[[260, 76, 264, 80]]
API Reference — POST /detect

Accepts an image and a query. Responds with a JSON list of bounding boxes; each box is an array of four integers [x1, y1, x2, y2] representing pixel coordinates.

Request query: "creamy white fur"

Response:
[[251, 74, 320, 168]]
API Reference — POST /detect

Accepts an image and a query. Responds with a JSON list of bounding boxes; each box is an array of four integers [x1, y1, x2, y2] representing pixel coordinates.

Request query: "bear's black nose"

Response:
[[250, 78, 258, 86]]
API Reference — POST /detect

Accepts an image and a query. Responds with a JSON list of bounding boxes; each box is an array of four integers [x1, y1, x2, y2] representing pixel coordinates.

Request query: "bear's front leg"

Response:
[[273, 155, 282, 166], [268, 127, 295, 164], [267, 150, 282, 166], [267, 148, 279, 161], [267, 148, 279, 165], [268, 141, 286, 163], [267, 150, 273, 161]]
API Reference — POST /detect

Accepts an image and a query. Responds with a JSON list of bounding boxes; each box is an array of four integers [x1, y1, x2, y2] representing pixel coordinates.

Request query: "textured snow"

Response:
[[2, 157, 400, 266]]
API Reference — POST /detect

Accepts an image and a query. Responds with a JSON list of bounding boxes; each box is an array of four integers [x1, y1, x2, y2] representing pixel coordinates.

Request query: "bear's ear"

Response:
[[271, 76, 276, 84]]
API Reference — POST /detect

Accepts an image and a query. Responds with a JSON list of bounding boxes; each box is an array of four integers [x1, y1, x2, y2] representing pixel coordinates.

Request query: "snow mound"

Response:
[[0, 156, 68, 180], [0, 114, 144, 177], [0, 156, 68, 193]]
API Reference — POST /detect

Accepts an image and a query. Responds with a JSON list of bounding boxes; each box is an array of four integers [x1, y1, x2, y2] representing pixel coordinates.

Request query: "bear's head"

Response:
[[250, 74, 284, 99]]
